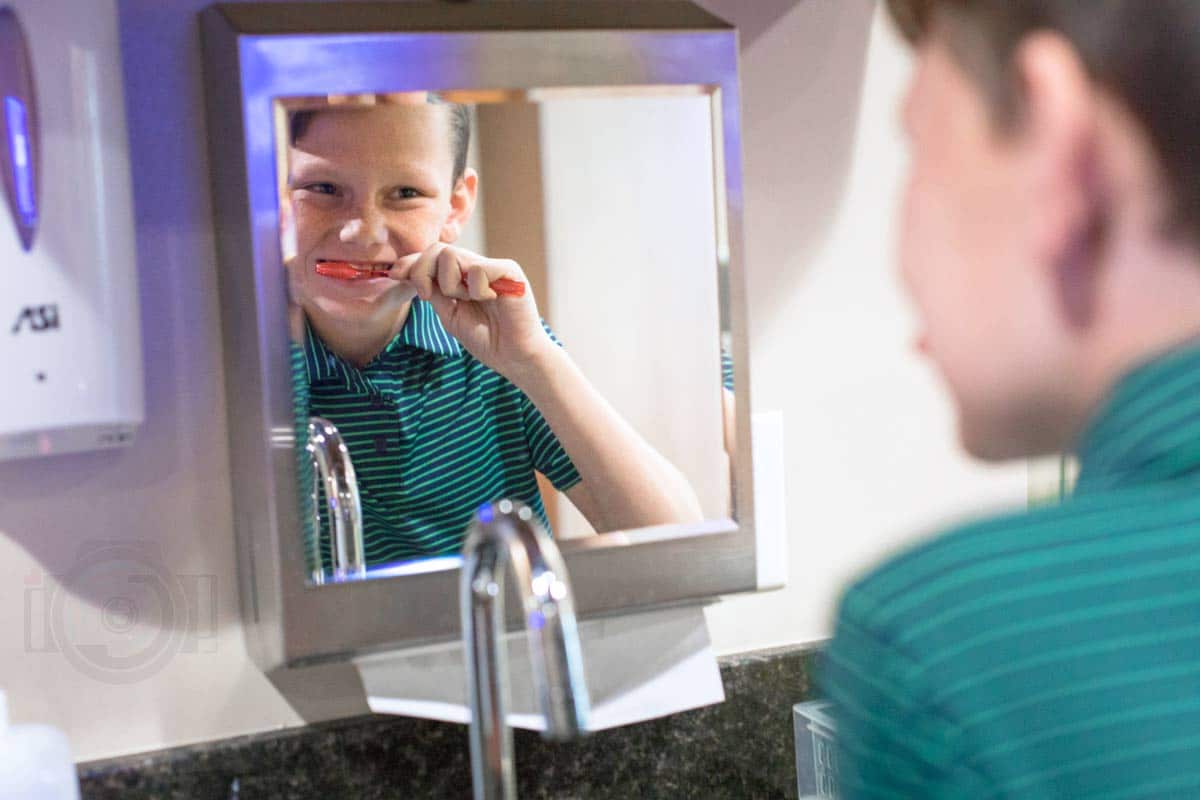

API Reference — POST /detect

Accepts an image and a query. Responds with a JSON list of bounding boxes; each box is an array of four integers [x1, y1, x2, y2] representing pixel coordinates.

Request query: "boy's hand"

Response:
[[391, 243, 555, 383]]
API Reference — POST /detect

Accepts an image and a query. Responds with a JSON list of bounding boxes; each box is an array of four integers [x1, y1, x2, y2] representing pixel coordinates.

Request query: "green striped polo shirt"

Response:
[[820, 340, 1200, 799], [291, 300, 581, 571]]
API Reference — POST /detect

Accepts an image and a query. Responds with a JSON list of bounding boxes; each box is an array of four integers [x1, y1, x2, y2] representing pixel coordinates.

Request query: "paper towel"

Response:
[[354, 604, 723, 731]]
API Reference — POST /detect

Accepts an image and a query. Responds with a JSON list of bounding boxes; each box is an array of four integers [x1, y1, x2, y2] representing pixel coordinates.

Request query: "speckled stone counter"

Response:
[[79, 645, 818, 799]]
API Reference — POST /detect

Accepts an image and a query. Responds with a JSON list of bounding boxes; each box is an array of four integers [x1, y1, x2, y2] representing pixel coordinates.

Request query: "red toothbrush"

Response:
[[315, 261, 526, 297]]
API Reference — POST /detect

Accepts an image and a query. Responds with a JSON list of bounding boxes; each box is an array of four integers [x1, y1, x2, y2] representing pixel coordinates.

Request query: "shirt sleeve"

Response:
[[819, 588, 967, 799], [522, 320, 582, 492]]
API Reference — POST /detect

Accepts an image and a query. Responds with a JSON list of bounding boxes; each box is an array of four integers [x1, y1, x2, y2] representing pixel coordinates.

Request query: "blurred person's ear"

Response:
[[1017, 32, 1104, 329]]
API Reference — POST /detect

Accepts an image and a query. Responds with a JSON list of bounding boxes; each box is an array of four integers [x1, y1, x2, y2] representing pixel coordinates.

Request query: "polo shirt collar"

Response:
[[1074, 338, 1200, 494], [302, 300, 462, 388], [395, 298, 462, 358]]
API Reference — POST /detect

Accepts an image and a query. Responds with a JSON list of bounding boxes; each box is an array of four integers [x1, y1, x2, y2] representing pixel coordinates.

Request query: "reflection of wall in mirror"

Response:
[[477, 96, 728, 537], [475, 102, 559, 523]]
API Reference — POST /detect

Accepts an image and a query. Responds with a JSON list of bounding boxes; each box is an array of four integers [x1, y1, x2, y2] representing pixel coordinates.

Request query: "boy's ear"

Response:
[[440, 168, 479, 244]]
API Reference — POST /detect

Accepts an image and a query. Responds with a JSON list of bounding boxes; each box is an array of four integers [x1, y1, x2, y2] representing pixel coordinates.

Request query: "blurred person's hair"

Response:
[[885, 0, 1200, 247]]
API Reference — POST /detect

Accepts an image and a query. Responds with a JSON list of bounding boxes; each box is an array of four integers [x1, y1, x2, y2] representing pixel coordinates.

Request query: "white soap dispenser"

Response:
[[0, 0, 143, 461], [0, 690, 81, 800]]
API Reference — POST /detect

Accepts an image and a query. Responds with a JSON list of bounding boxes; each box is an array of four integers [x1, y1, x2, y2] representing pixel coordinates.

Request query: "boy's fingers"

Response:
[[407, 244, 444, 300], [490, 259, 528, 293], [465, 265, 498, 301], [386, 252, 422, 282], [426, 286, 457, 319], [436, 247, 469, 299], [402, 245, 526, 303], [463, 257, 525, 300]]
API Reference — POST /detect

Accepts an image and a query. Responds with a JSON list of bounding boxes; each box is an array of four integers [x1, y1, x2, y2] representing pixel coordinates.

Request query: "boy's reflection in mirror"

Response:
[[284, 94, 703, 569]]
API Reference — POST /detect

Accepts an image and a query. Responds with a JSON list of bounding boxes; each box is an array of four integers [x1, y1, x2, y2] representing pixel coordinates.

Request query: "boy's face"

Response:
[[287, 104, 472, 325], [898, 38, 1069, 460]]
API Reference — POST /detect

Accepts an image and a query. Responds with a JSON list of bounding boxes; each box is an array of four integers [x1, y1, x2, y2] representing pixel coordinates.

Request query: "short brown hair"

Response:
[[885, 0, 1200, 247], [289, 96, 471, 185]]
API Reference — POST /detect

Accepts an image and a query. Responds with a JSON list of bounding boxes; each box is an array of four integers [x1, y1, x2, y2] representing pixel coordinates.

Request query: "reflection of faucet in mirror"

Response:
[[461, 500, 589, 800], [306, 416, 366, 584], [284, 94, 706, 575]]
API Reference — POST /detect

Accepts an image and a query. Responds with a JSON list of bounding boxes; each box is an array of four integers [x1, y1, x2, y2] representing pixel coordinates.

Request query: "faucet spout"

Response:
[[461, 500, 590, 800], [306, 416, 366, 584]]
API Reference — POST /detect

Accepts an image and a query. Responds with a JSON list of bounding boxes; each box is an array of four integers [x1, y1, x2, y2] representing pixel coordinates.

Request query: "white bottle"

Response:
[[0, 691, 80, 800]]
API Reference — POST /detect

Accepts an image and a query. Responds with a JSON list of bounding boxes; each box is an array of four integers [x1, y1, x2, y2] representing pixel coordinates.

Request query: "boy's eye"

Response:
[[389, 187, 421, 200], [301, 182, 339, 196]]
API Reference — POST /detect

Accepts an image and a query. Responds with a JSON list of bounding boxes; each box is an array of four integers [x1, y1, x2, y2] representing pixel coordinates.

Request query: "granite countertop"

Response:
[[79, 645, 819, 799]]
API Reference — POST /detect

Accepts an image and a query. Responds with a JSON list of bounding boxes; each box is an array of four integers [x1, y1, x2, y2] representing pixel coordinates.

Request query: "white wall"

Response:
[[0, 0, 1028, 762], [538, 94, 730, 534], [701, 0, 1029, 653]]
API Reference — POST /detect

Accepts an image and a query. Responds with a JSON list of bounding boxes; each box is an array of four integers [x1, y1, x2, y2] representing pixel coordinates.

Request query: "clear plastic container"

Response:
[[794, 700, 838, 799]]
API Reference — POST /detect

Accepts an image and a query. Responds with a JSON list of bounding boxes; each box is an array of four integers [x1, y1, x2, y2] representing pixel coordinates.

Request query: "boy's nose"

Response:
[[339, 215, 388, 247]]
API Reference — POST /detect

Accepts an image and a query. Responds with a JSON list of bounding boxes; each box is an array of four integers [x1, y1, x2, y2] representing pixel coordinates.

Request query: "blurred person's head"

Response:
[[886, 0, 1200, 460]]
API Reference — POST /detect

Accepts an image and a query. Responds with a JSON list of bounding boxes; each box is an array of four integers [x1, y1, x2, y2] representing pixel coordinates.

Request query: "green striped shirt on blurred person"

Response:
[[821, 340, 1200, 799]]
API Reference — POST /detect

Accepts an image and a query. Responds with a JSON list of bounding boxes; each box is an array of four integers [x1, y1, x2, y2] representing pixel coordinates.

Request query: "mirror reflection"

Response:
[[278, 90, 733, 583]]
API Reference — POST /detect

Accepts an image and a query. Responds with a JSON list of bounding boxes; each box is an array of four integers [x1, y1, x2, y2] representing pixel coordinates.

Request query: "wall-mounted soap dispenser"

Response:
[[0, 0, 142, 461]]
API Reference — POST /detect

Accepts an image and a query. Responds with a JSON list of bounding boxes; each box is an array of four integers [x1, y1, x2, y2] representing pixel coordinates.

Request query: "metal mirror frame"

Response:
[[201, 1, 756, 672]]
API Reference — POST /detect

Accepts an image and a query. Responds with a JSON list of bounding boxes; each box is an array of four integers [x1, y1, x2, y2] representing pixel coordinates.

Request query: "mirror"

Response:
[[277, 90, 736, 583], [201, 1, 759, 668]]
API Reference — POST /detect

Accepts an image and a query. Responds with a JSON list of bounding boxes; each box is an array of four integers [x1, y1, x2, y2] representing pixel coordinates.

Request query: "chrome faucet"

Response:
[[306, 417, 366, 584], [461, 500, 591, 800]]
